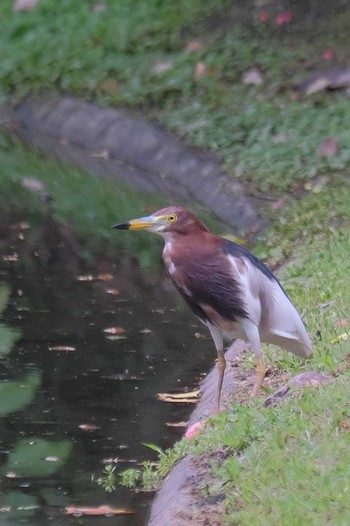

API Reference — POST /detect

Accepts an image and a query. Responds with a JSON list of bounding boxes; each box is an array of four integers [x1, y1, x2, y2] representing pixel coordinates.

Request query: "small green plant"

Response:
[[96, 465, 117, 493]]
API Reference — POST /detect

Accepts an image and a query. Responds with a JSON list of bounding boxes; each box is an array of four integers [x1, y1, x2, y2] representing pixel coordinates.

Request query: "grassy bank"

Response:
[[1, 0, 350, 192], [119, 178, 350, 524]]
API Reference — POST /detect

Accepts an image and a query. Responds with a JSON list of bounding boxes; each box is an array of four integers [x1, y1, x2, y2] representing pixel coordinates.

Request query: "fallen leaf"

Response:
[[76, 275, 94, 282], [157, 390, 200, 403], [3, 254, 18, 262], [139, 328, 152, 334], [99, 79, 119, 94], [272, 133, 289, 144], [79, 424, 100, 431], [105, 288, 120, 295], [92, 2, 107, 12], [48, 346, 76, 352], [21, 177, 46, 193], [76, 273, 113, 282], [166, 421, 188, 428], [319, 138, 339, 157], [258, 11, 270, 22], [242, 66, 263, 85], [44, 456, 60, 462], [275, 11, 292, 26], [323, 49, 334, 61], [194, 62, 207, 80], [97, 273, 113, 281], [185, 39, 203, 53], [65, 505, 134, 516], [152, 61, 173, 75], [103, 326, 125, 335], [271, 198, 287, 210], [335, 319, 348, 327], [14, 0, 39, 11]]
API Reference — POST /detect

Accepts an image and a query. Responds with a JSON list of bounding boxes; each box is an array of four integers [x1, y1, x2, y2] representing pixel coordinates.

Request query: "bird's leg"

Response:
[[242, 320, 266, 398], [208, 325, 225, 414], [251, 356, 266, 398]]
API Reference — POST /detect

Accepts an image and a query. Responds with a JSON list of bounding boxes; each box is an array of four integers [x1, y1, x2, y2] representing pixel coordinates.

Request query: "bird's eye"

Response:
[[167, 214, 177, 223]]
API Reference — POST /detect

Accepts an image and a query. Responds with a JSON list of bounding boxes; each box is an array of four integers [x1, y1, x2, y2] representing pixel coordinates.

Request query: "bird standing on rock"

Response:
[[113, 206, 312, 414]]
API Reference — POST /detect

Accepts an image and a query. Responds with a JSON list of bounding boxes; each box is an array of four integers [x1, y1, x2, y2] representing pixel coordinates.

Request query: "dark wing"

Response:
[[172, 256, 248, 324]]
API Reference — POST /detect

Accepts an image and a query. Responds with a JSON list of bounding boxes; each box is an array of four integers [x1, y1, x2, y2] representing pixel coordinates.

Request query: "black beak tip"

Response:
[[111, 222, 130, 230]]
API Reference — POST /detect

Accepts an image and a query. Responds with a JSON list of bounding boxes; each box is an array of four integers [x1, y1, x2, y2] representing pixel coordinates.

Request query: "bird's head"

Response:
[[112, 206, 210, 237]]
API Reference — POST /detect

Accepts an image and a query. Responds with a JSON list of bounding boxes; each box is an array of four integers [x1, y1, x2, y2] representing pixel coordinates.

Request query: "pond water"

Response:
[[0, 211, 215, 525]]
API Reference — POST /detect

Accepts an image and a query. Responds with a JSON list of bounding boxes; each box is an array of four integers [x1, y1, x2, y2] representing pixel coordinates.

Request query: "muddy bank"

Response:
[[0, 95, 266, 234]]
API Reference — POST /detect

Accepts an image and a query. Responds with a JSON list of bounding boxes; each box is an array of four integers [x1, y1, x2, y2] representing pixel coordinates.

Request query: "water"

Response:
[[0, 212, 214, 525]]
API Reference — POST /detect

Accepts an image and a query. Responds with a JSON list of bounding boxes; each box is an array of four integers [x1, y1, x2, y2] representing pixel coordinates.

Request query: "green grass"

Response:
[[1, 0, 350, 191], [119, 178, 350, 524]]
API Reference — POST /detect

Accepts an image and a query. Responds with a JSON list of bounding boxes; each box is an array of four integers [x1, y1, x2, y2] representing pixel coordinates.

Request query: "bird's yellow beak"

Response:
[[112, 215, 166, 231]]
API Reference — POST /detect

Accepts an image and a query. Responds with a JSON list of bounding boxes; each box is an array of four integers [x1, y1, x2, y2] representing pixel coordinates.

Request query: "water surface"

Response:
[[0, 212, 214, 525]]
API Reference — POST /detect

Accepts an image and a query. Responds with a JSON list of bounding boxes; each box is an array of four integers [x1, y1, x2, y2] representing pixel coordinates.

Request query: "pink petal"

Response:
[[275, 11, 293, 26], [322, 49, 334, 61], [185, 421, 205, 440], [319, 138, 339, 157]]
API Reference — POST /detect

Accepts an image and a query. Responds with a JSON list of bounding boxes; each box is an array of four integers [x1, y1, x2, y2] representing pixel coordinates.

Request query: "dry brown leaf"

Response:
[[44, 456, 60, 462], [14, 0, 39, 12], [158, 390, 200, 403], [99, 79, 119, 94], [48, 346, 76, 352], [97, 273, 114, 281], [242, 66, 263, 85], [166, 421, 188, 428], [3, 254, 18, 262], [335, 319, 348, 327], [185, 39, 204, 53], [76, 273, 113, 282], [152, 61, 173, 74], [319, 138, 339, 157], [65, 505, 134, 516], [105, 288, 120, 295], [92, 2, 107, 12], [103, 326, 125, 335], [79, 424, 100, 431]]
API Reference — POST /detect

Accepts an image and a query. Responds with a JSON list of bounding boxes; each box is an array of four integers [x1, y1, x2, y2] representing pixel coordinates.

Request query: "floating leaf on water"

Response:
[[79, 424, 100, 431], [44, 456, 60, 462], [48, 346, 76, 352], [76, 275, 94, 282], [103, 326, 125, 334], [3, 254, 18, 262], [139, 328, 152, 334], [157, 390, 200, 403], [96, 273, 113, 281], [65, 505, 134, 516], [105, 288, 120, 295]]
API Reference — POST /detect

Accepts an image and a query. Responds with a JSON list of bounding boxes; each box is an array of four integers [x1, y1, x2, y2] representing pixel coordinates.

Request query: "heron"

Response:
[[113, 206, 312, 414]]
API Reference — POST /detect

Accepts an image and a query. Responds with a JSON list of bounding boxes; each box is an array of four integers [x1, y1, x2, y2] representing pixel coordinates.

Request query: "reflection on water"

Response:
[[0, 212, 214, 525]]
